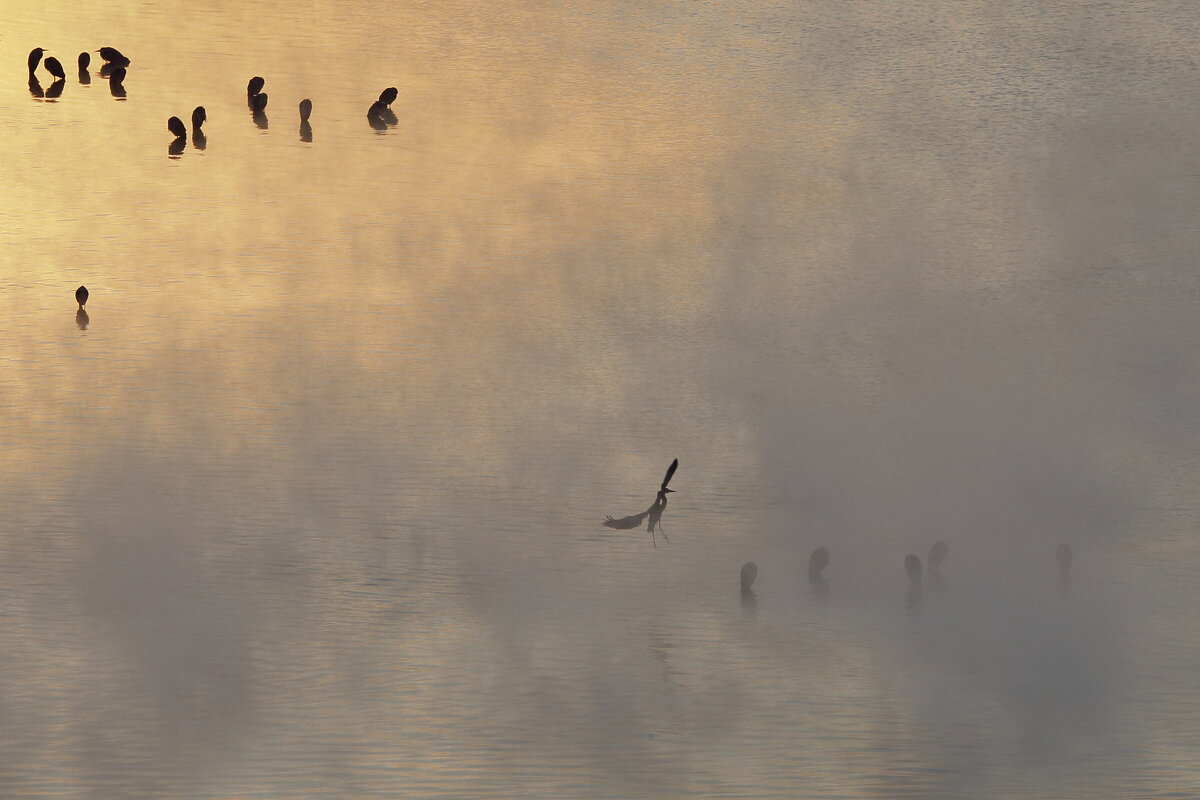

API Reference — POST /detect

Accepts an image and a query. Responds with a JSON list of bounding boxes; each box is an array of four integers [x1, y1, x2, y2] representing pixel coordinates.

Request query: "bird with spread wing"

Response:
[[603, 459, 678, 548]]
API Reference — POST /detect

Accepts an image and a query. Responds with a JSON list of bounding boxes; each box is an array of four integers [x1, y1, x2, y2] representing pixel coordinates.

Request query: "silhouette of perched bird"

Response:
[[378, 87, 398, 106], [603, 459, 678, 548], [191, 106, 206, 130], [98, 47, 130, 66], [740, 561, 758, 595], [167, 116, 186, 139], [75, 285, 89, 308], [43, 56, 65, 80], [299, 98, 312, 122], [247, 76, 264, 100], [78, 52, 90, 70], [28, 48, 45, 74], [808, 546, 830, 582]]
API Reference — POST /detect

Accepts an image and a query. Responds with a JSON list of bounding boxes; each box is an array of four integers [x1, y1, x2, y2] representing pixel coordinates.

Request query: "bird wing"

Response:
[[603, 508, 652, 529], [660, 459, 678, 491]]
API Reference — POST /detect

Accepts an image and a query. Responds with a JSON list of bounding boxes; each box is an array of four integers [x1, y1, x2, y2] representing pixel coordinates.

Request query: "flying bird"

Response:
[[603, 458, 678, 548]]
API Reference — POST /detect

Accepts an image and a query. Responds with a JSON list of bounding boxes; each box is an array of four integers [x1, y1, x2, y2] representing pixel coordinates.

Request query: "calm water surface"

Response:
[[2, 1, 1200, 797]]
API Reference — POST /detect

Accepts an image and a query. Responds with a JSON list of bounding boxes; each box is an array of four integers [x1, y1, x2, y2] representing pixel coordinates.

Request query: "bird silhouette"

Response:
[[98, 47, 130, 66], [740, 561, 758, 596], [191, 106, 206, 131], [247, 76, 264, 105], [44, 56, 65, 80], [75, 285, 88, 309], [367, 100, 390, 130], [28, 48, 45, 75], [167, 116, 186, 139], [77, 52, 90, 70], [299, 99, 313, 141], [378, 87, 398, 106], [77, 52, 91, 84], [602, 459, 677, 548], [808, 546, 830, 582]]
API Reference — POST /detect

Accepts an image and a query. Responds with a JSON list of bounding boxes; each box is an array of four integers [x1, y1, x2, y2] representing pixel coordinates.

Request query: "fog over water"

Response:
[[1, 1, 1200, 797]]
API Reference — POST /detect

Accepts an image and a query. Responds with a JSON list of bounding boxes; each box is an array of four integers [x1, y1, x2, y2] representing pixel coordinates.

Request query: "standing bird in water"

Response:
[[602, 459, 678, 548], [98, 47, 130, 66], [75, 286, 89, 309], [740, 562, 758, 596], [77, 52, 91, 84], [43, 56, 65, 80], [808, 546, 830, 582], [191, 106, 206, 131], [299, 99, 313, 142], [28, 48, 46, 75], [247, 76, 264, 99], [167, 116, 187, 139]]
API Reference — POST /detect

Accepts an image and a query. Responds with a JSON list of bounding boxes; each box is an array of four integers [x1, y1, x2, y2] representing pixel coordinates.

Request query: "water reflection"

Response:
[[905, 554, 923, 612], [251, 94, 268, 129], [108, 67, 126, 98], [169, 138, 186, 157], [76, 308, 89, 330], [808, 546, 830, 598], [1056, 543, 1073, 594], [45, 78, 64, 99], [28, 75, 43, 98]]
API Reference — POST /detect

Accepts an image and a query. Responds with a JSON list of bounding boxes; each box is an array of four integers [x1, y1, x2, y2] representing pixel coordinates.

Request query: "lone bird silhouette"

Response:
[[75, 285, 88, 309], [77, 52, 90, 70], [603, 459, 678, 548], [808, 546, 830, 582], [44, 56, 65, 80], [299, 98, 312, 122], [167, 116, 186, 139], [378, 87, 398, 106], [247, 76, 264, 104], [740, 561, 758, 596], [28, 48, 45, 75], [98, 47, 130, 66], [191, 106, 206, 131]]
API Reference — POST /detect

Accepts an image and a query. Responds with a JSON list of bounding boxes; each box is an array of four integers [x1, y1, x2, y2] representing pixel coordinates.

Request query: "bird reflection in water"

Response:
[[927, 539, 948, 591], [740, 561, 758, 612], [168, 116, 187, 157], [191, 106, 207, 150], [76, 308, 89, 330], [299, 98, 313, 142], [904, 553, 923, 612], [808, 546, 830, 599], [367, 101, 389, 131], [1056, 542, 1073, 594], [251, 93, 269, 130], [78, 52, 91, 84], [602, 459, 677, 548], [28, 75, 43, 98], [46, 79, 65, 99], [108, 67, 126, 99]]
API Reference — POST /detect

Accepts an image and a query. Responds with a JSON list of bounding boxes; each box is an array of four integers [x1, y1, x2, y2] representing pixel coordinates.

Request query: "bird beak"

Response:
[[664, 488, 676, 493]]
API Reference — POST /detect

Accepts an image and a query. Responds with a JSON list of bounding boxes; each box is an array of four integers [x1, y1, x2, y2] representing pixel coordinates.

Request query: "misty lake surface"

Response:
[[3, 1, 1200, 797]]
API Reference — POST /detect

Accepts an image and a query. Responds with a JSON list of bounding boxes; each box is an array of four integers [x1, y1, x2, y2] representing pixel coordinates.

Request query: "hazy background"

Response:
[[1, 1, 1199, 797]]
